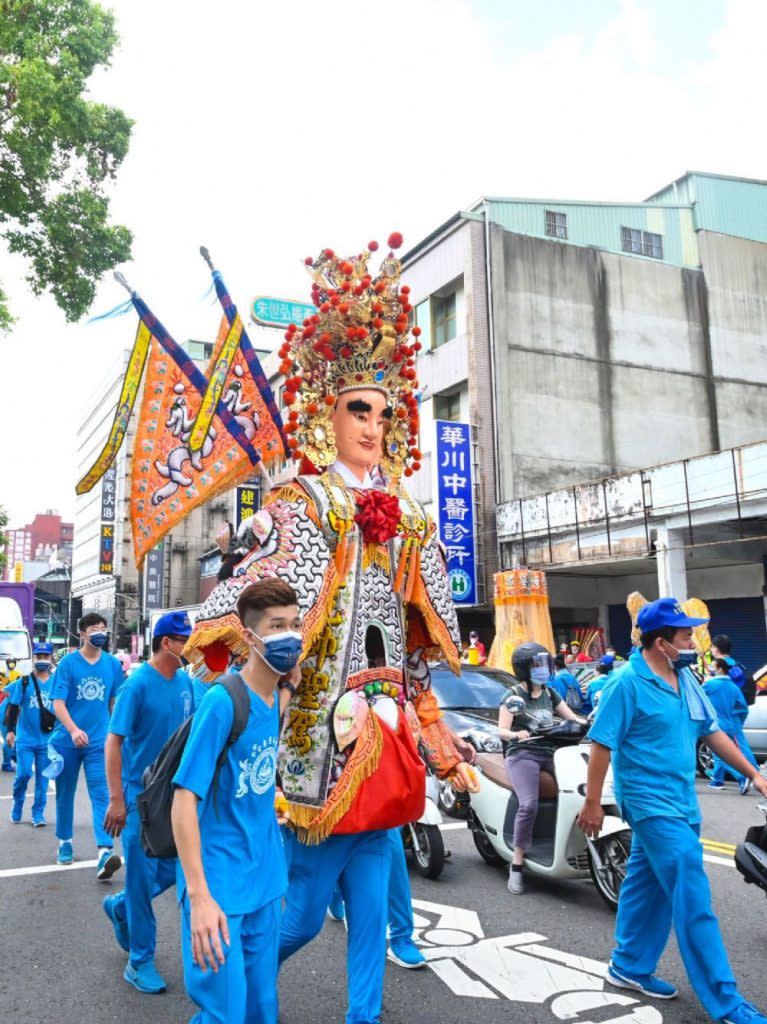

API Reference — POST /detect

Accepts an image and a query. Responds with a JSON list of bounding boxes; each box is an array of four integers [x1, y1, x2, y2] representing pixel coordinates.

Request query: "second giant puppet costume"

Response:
[[185, 239, 473, 1024]]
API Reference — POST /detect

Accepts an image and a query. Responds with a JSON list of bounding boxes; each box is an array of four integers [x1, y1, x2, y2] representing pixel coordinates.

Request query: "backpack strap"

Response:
[[210, 674, 252, 816]]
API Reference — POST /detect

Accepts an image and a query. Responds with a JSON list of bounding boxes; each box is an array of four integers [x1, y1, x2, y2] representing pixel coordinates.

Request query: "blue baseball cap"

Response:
[[600, 654, 616, 667], [637, 597, 708, 634], [33, 641, 53, 655], [153, 611, 193, 639]]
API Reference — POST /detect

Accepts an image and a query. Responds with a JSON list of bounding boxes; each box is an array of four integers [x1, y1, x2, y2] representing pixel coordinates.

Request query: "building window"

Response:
[[545, 210, 567, 239], [432, 292, 457, 348], [184, 339, 214, 362], [621, 226, 663, 259], [434, 391, 461, 423], [413, 299, 432, 350]]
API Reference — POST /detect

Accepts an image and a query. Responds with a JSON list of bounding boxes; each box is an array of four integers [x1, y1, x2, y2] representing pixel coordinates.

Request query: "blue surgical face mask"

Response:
[[34, 661, 52, 673], [530, 666, 551, 686], [88, 632, 108, 649], [251, 630, 303, 675], [665, 642, 697, 671]]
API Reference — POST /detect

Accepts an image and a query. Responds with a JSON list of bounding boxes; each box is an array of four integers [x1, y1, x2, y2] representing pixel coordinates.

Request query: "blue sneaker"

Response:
[[707, 781, 725, 791], [326, 891, 345, 922], [607, 963, 677, 999], [739, 777, 753, 796], [97, 849, 122, 881], [103, 893, 130, 952], [387, 940, 426, 969], [57, 840, 73, 865], [10, 804, 22, 823], [32, 816, 46, 827], [721, 1002, 767, 1024], [124, 960, 167, 994]]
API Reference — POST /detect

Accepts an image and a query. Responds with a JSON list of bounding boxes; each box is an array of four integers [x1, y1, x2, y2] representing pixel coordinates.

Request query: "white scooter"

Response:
[[402, 768, 446, 879], [466, 720, 632, 910]]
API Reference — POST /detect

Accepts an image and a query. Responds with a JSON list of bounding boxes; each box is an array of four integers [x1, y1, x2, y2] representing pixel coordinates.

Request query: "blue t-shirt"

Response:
[[703, 675, 748, 736], [7, 673, 55, 749], [589, 650, 718, 825], [173, 679, 286, 916], [109, 662, 194, 803], [51, 649, 123, 749]]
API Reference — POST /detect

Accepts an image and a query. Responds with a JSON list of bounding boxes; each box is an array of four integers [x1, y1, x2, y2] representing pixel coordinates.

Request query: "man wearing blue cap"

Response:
[[4, 642, 56, 826], [578, 597, 767, 1024], [102, 611, 194, 995], [51, 612, 124, 877]]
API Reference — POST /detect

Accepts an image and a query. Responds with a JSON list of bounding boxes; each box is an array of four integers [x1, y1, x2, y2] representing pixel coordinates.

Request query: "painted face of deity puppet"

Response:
[[331, 389, 393, 480]]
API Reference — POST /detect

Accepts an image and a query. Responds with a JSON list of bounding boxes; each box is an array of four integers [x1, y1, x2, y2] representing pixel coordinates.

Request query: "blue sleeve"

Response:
[[6, 680, 21, 707], [732, 688, 749, 725], [109, 678, 142, 738], [588, 675, 636, 750], [51, 657, 71, 702], [173, 688, 233, 800]]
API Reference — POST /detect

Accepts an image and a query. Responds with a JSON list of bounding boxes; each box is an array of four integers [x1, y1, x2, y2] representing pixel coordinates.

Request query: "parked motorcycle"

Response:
[[402, 767, 445, 879], [735, 800, 767, 897], [466, 720, 632, 909]]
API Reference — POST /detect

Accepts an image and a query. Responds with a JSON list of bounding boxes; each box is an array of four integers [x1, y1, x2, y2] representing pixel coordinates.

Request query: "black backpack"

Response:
[[137, 674, 251, 859]]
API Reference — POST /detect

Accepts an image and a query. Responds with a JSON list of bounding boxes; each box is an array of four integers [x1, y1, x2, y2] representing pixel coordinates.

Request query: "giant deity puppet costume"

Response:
[[184, 237, 476, 1024]]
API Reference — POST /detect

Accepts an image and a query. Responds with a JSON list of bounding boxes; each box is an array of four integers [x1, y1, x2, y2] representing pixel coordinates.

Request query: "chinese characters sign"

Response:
[[236, 481, 260, 529], [435, 421, 477, 605], [100, 464, 117, 523], [251, 296, 316, 330], [99, 524, 114, 575], [144, 542, 165, 611]]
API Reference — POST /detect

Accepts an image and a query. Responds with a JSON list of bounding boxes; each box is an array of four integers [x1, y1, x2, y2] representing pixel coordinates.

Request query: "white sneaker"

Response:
[[507, 868, 524, 895]]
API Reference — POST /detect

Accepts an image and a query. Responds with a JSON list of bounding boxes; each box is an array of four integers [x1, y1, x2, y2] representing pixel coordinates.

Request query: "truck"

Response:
[[0, 595, 33, 677], [0, 581, 35, 635]]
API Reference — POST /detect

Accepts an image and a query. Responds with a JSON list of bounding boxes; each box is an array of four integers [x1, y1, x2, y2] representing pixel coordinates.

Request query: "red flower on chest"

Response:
[[353, 490, 401, 545]]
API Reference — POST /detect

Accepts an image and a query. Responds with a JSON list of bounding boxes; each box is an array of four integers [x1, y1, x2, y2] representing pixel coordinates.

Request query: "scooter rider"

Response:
[[578, 597, 767, 1024], [497, 642, 581, 895]]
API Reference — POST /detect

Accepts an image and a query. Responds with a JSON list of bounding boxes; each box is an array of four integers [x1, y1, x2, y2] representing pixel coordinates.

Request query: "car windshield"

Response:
[[0, 630, 31, 660], [431, 667, 512, 710]]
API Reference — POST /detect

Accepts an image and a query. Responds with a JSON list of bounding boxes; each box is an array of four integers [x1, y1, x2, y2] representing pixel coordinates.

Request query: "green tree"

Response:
[[0, 0, 132, 327], [0, 505, 8, 571]]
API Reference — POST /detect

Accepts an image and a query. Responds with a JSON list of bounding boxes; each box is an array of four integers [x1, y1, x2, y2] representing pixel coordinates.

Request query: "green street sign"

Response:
[[251, 296, 316, 330]]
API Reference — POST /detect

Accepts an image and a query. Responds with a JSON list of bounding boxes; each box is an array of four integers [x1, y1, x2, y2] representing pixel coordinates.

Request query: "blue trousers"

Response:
[[182, 896, 280, 1024], [111, 806, 175, 965], [711, 730, 759, 785], [12, 745, 48, 820], [53, 742, 112, 848], [280, 830, 391, 1024], [613, 815, 742, 1020], [1, 722, 16, 769], [330, 830, 415, 945]]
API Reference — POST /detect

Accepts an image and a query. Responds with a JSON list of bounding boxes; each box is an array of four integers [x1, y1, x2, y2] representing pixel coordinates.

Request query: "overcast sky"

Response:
[[0, 0, 763, 530]]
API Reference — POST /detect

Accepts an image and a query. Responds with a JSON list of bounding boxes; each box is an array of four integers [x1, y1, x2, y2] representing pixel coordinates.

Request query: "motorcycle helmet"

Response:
[[511, 641, 554, 684]]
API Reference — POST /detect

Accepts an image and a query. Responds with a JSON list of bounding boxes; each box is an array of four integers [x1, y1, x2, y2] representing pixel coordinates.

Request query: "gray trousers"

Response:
[[505, 749, 555, 851]]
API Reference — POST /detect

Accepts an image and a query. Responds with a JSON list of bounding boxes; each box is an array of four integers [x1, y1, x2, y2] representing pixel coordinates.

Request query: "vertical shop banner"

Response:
[[100, 464, 117, 522], [435, 421, 477, 605], [236, 480, 260, 529], [144, 542, 165, 611], [99, 524, 115, 575]]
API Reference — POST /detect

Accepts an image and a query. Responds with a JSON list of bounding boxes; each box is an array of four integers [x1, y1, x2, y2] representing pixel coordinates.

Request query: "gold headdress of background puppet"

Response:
[[278, 232, 423, 480]]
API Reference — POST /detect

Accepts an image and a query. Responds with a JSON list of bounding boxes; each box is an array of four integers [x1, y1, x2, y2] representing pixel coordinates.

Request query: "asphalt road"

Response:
[[0, 769, 765, 1024]]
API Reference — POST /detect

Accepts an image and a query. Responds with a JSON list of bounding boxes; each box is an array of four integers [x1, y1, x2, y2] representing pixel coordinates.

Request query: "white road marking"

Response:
[[704, 854, 735, 868], [438, 822, 466, 832], [0, 860, 98, 879]]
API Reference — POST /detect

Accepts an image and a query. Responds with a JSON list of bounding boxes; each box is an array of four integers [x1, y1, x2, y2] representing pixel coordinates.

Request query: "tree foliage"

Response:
[[0, 505, 8, 570], [0, 0, 132, 325]]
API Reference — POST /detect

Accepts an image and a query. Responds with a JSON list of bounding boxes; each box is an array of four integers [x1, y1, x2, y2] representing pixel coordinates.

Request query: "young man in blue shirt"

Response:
[[5, 642, 56, 826], [102, 611, 195, 995], [171, 578, 295, 1024], [579, 597, 767, 1024], [51, 612, 124, 877]]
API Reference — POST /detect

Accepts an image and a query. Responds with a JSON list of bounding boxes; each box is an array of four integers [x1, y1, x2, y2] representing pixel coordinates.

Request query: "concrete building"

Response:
[[402, 171, 767, 658], [4, 512, 73, 582]]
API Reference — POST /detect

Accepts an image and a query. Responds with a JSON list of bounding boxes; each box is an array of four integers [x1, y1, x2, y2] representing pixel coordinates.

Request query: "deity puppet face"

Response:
[[331, 389, 393, 476]]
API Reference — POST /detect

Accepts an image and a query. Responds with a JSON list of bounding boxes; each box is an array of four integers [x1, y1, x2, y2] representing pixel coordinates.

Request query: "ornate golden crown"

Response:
[[278, 234, 423, 479]]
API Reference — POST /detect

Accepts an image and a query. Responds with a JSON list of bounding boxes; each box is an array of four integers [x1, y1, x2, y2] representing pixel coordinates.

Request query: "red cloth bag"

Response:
[[332, 710, 426, 834]]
